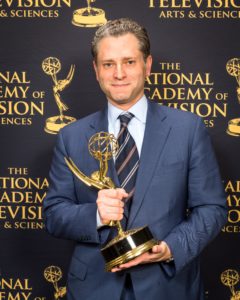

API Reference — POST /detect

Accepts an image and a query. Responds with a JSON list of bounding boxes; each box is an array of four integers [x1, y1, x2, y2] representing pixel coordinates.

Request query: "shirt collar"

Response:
[[108, 95, 148, 125]]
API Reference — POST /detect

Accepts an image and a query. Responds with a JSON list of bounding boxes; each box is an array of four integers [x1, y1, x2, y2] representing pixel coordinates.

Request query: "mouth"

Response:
[[111, 83, 130, 88]]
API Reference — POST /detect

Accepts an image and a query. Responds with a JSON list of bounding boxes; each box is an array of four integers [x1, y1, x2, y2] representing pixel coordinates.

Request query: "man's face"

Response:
[[93, 33, 152, 109]]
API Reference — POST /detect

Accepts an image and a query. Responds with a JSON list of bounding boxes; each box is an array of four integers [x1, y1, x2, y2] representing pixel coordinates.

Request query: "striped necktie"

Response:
[[115, 112, 140, 221]]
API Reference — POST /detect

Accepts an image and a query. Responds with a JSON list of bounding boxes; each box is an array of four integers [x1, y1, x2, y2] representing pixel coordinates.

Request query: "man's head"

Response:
[[91, 18, 150, 63], [92, 18, 152, 109]]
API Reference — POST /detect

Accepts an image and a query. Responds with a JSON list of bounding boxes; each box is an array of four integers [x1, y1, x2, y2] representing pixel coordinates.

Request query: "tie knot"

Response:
[[118, 112, 134, 127]]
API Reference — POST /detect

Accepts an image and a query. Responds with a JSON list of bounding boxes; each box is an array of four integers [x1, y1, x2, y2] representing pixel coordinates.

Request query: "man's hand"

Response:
[[97, 188, 128, 225], [111, 241, 172, 272]]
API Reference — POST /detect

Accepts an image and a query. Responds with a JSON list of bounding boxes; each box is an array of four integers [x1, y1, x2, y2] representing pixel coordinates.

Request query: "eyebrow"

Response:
[[100, 57, 137, 63]]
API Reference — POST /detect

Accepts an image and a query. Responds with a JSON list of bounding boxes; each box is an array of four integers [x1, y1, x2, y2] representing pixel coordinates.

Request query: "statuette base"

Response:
[[45, 116, 76, 134], [227, 118, 240, 137], [72, 8, 107, 27], [101, 226, 157, 272]]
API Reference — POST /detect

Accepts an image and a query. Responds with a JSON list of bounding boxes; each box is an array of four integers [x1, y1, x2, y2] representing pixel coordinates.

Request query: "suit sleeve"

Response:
[[163, 117, 227, 276], [43, 130, 101, 244]]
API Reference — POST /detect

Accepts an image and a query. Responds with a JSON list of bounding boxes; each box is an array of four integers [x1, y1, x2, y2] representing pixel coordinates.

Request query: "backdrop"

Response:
[[0, 1, 240, 299]]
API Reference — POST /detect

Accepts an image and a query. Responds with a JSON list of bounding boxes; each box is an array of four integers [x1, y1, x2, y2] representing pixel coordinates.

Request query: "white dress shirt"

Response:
[[107, 95, 148, 156]]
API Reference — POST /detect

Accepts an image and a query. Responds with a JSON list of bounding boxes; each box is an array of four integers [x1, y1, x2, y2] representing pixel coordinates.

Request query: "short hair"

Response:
[[91, 18, 151, 62]]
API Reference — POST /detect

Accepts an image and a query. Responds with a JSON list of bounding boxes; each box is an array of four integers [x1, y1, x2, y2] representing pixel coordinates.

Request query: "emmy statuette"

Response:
[[65, 132, 157, 272], [72, 0, 107, 28], [221, 269, 240, 300], [44, 266, 66, 300], [42, 57, 76, 134], [226, 58, 240, 137]]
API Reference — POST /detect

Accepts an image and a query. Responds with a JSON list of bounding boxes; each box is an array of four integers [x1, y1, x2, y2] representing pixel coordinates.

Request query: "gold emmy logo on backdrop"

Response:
[[72, 0, 107, 27], [42, 57, 76, 134], [65, 132, 157, 272], [221, 269, 240, 300], [226, 58, 240, 137], [44, 266, 66, 300]]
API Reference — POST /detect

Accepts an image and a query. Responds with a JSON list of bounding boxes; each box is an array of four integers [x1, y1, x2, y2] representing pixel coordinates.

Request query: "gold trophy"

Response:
[[65, 132, 157, 272], [44, 266, 66, 300], [42, 57, 76, 134], [72, 0, 107, 27], [221, 269, 240, 300], [226, 58, 240, 137]]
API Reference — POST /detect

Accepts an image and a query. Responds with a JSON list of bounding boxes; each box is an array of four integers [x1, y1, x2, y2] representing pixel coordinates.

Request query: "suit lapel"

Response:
[[87, 106, 120, 188], [128, 103, 171, 228]]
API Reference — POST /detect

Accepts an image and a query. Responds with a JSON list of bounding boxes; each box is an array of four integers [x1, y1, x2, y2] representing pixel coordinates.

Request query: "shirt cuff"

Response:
[[96, 210, 104, 229]]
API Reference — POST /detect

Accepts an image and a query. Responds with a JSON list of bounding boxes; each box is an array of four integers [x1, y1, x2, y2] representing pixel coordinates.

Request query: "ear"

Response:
[[145, 55, 152, 77], [93, 60, 99, 81]]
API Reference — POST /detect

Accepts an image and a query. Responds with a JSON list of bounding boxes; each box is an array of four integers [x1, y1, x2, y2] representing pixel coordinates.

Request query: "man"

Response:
[[44, 18, 227, 300]]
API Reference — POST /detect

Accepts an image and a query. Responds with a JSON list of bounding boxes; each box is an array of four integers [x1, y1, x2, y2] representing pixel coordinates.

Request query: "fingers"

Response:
[[151, 241, 172, 261], [111, 241, 173, 272], [151, 244, 162, 253], [111, 253, 149, 272], [97, 188, 128, 224], [98, 188, 128, 201], [111, 266, 121, 272]]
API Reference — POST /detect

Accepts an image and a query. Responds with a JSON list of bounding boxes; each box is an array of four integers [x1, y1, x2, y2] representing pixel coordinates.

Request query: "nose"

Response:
[[114, 63, 126, 80]]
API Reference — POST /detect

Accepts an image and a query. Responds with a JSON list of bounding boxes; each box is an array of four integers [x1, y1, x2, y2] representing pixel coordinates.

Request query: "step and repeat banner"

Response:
[[0, 0, 240, 299]]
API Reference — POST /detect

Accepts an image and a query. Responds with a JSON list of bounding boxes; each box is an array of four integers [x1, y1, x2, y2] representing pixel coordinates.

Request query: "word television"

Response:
[[149, 0, 240, 8]]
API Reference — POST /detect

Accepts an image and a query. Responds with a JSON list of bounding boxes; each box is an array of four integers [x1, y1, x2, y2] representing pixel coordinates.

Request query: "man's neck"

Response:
[[107, 96, 144, 111]]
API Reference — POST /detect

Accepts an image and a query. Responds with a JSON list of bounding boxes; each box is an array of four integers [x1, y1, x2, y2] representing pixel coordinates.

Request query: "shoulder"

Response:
[[54, 110, 103, 149], [149, 101, 201, 127], [59, 110, 101, 136], [147, 102, 207, 147]]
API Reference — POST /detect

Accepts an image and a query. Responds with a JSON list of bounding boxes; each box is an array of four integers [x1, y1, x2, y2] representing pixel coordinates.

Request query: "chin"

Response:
[[112, 99, 131, 105]]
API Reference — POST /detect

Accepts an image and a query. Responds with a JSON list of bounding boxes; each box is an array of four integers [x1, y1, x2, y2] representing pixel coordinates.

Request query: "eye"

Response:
[[126, 60, 135, 65], [103, 63, 113, 69]]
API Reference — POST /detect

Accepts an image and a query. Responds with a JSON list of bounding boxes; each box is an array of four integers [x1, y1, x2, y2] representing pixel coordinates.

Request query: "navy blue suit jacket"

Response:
[[44, 101, 227, 300]]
